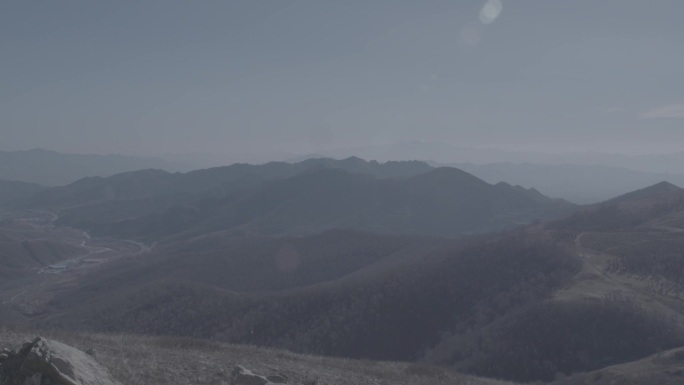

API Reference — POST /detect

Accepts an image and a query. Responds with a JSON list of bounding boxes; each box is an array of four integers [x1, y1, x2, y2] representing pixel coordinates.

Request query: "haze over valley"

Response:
[[3, 1, 684, 384]]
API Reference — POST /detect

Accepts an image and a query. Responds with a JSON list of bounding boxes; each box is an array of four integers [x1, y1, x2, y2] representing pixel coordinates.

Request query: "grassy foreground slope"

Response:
[[0, 326, 514, 385]]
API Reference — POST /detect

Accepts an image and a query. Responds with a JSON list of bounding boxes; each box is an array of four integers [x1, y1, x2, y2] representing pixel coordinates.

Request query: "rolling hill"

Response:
[[39, 231, 582, 376]]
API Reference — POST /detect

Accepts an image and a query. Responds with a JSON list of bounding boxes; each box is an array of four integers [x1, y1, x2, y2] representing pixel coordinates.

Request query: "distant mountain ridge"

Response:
[[306, 141, 684, 174], [292, 151, 684, 204], [18, 159, 574, 240], [6, 147, 684, 205], [0, 148, 189, 186], [449, 162, 684, 204], [20, 157, 433, 209]]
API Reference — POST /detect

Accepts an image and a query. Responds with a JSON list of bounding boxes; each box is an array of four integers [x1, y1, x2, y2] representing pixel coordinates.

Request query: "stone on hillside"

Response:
[[0, 337, 122, 385]]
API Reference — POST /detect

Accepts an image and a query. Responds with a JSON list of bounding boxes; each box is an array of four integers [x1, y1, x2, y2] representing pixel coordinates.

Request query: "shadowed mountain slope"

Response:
[[8, 181, 684, 381], [550, 181, 684, 232], [82, 167, 573, 240], [21, 157, 431, 209], [603, 181, 682, 205], [0, 180, 45, 206], [40, 232, 581, 370]]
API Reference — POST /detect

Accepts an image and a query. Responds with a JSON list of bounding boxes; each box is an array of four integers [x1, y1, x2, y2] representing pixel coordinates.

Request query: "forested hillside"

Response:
[[19, 164, 573, 240]]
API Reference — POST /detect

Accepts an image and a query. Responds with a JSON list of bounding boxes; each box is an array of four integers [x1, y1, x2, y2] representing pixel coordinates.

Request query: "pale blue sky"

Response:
[[2, 1, 684, 157]]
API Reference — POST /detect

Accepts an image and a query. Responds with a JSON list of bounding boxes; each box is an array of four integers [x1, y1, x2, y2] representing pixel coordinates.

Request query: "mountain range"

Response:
[[18, 179, 684, 383], [305, 141, 684, 174], [450, 162, 684, 204], [3, 156, 684, 383], [4, 147, 684, 205], [12, 157, 572, 240]]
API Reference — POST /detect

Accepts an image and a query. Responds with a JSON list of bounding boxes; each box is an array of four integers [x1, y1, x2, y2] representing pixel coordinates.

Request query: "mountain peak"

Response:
[[605, 180, 682, 205], [646, 181, 681, 192], [413, 167, 488, 185], [340, 156, 366, 163]]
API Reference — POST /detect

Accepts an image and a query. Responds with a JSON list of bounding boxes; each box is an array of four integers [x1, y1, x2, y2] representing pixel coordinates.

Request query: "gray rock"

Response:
[[23, 372, 42, 385], [0, 337, 122, 385]]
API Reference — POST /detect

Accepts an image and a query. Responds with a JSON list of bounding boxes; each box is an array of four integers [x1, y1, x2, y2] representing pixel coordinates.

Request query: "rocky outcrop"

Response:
[[0, 337, 122, 385], [231, 365, 287, 385]]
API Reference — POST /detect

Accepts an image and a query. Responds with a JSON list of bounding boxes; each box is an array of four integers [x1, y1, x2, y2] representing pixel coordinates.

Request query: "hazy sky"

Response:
[[2, 1, 684, 157]]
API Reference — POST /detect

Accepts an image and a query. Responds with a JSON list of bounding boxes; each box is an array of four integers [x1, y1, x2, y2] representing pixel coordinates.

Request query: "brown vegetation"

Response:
[[0, 326, 515, 385]]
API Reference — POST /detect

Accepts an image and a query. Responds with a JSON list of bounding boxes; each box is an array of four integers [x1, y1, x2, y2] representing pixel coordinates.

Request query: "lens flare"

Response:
[[479, 0, 503, 25]]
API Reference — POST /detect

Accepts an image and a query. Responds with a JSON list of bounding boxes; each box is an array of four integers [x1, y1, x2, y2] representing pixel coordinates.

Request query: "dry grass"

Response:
[[0, 326, 515, 385], [552, 346, 684, 385]]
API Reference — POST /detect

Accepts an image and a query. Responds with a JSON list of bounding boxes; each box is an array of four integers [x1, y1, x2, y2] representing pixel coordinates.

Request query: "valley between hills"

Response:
[[4, 1, 684, 383], [3, 157, 684, 384]]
